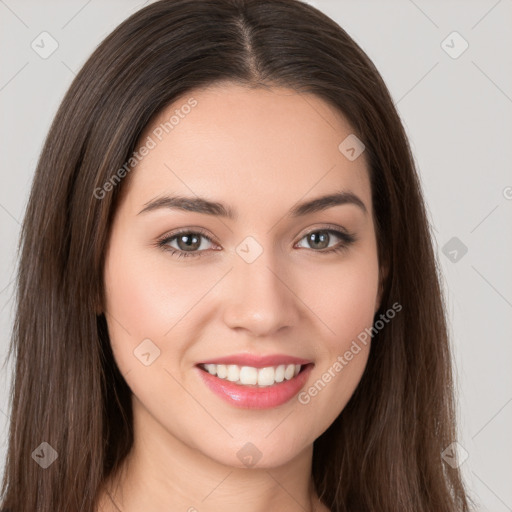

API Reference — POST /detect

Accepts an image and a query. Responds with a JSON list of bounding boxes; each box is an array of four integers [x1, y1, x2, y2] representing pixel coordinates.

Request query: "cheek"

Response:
[[102, 232, 180, 377], [103, 232, 225, 383], [104, 236, 199, 340], [300, 249, 380, 349], [292, 249, 378, 428], [299, 339, 370, 441]]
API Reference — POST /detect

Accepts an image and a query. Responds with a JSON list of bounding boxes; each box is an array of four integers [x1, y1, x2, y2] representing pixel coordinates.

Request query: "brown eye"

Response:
[[174, 233, 202, 252], [157, 229, 216, 259], [296, 229, 356, 253], [304, 231, 331, 250]]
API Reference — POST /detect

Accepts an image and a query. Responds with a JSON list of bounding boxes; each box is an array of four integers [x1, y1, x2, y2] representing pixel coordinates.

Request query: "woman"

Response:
[[0, 0, 473, 510]]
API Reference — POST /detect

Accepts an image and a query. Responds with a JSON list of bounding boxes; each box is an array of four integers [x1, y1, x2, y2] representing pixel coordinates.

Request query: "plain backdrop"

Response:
[[0, 1, 511, 510]]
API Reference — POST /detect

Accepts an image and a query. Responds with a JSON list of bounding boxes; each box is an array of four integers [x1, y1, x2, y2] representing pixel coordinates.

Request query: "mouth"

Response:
[[195, 362, 315, 409], [197, 362, 311, 387]]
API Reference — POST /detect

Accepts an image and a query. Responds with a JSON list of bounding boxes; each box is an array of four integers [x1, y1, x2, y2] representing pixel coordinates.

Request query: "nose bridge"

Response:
[[221, 236, 300, 336]]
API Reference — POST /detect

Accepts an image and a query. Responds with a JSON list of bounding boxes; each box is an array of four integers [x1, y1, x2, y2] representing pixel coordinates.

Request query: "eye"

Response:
[[156, 228, 217, 259], [295, 228, 356, 254], [156, 226, 357, 260]]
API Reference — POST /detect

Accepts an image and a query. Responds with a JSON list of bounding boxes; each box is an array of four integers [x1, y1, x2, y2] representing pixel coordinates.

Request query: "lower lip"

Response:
[[196, 364, 314, 409]]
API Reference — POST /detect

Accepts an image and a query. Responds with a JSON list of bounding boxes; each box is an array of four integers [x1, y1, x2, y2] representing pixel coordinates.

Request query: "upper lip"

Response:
[[197, 353, 313, 368]]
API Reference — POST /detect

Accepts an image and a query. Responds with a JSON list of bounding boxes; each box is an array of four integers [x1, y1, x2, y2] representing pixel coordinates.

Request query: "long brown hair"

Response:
[[1, 0, 473, 510]]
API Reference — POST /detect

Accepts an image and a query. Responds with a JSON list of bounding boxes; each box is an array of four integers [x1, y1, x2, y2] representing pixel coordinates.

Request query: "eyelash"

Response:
[[156, 225, 357, 260]]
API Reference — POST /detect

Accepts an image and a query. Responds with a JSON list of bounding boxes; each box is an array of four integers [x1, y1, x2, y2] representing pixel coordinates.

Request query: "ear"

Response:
[[94, 290, 104, 316], [375, 262, 389, 314]]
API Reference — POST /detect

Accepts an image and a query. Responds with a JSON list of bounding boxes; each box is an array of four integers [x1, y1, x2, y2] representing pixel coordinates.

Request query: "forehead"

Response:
[[123, 84, 371, 219]]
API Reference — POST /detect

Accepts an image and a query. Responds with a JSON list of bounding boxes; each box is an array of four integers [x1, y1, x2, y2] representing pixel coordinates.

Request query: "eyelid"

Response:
[[156, 223, 356, 257], [157, 226, 218, 245], [154, 226, 220, 258], [157, 223, 351, 244], [295, 222, 353, 240]]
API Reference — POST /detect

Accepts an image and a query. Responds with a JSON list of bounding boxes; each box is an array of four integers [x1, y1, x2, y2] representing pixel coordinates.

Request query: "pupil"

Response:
[[310, 231, 329, 249], [175, 232, 332, 252], [178, 234, 200, 251]]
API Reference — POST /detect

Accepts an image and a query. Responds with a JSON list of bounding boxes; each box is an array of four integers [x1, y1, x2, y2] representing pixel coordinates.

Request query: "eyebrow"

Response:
[[138, 190, 368, 219]]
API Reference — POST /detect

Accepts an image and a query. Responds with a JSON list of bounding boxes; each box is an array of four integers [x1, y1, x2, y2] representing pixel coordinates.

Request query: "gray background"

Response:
[[1, 0, 511, 510]]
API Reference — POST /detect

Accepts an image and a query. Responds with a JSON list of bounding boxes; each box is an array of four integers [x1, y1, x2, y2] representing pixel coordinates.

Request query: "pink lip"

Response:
[[197, 353, 312, 368], [195, 363, 314, 409]]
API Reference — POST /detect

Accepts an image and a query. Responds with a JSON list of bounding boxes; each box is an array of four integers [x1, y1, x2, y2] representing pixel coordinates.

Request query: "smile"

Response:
[[196, 362, 314, 409], [200, 363, 302, 386]]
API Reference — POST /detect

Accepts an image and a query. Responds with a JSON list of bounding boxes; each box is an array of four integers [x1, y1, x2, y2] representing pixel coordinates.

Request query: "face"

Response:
[[103, 83, 382, 469]]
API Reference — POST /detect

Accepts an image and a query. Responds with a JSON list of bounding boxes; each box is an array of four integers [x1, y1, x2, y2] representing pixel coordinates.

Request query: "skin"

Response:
[[97, 83, 383, 512]]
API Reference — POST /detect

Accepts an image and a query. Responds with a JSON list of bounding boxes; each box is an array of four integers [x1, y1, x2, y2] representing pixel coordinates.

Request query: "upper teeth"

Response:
[[202, 363, 302, 387]]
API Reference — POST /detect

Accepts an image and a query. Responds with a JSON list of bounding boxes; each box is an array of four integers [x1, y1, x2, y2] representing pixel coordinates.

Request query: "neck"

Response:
[[98, 395, 325, 512]]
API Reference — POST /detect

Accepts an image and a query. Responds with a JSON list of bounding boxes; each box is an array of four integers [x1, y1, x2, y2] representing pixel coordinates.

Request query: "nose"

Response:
[[221, 246, 301, 337]]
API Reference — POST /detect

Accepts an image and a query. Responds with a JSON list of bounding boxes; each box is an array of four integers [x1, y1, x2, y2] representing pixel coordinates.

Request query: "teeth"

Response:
[[216, 364, 227, 379], [226, 365, 240, 382], [257, 366, 275, 386], [275, 364, 285, 383], [201, 363, 303, 386], [284, 364, 295, 380]]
